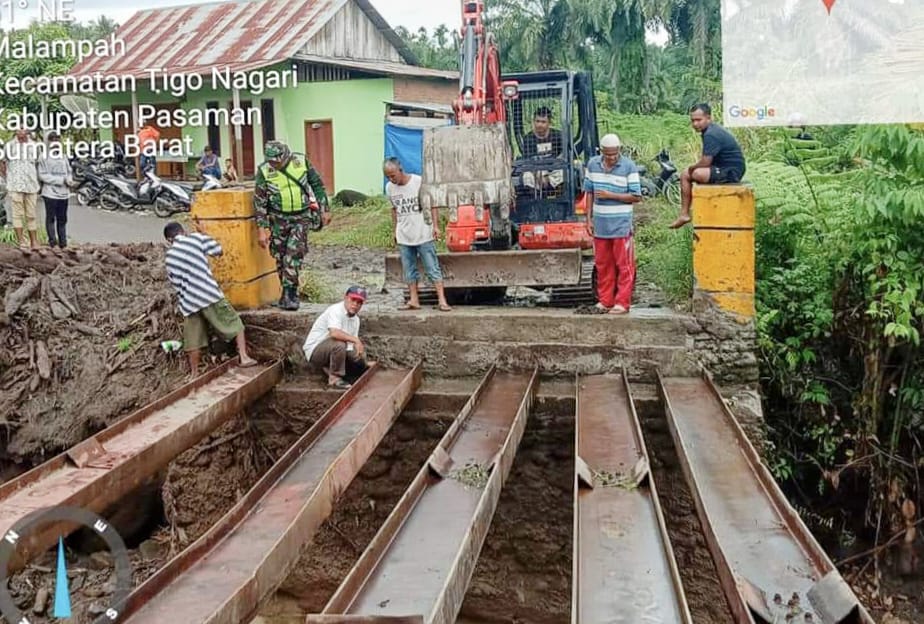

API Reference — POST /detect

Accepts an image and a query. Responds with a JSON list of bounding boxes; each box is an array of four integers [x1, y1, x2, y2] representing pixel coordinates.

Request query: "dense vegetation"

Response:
[[397, 0, 722, 113]]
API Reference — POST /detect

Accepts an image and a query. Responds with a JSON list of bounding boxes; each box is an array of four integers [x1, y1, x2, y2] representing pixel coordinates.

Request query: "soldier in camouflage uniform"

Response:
[[254, 141, 331, 310]]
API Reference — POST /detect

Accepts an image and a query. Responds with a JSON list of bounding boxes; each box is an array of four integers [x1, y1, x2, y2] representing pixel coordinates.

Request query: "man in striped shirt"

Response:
[[164, 221, 257, 378], [583, 134, 643, 314]]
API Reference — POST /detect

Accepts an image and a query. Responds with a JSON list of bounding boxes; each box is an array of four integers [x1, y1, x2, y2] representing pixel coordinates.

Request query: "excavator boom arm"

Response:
[[454, 1, 505, 125]]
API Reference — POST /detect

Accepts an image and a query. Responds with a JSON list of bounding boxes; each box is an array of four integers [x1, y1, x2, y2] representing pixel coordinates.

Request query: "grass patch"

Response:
[[449, 461, 491, 489], [597, 111, 701, 169], [0, 227, 49, 247], [315, 196, 451, 252], [314, 197, 395, 250], [298, 268, 335, 303], [635, 197, 694, 304], [116, 336, 134, 352], [592, 469, 640, 490]]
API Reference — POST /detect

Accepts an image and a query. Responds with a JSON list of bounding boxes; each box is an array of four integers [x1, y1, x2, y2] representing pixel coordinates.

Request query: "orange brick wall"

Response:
[[393, 77, 458, 105]]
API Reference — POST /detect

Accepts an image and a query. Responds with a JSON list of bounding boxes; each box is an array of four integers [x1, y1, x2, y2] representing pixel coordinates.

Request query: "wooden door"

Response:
[[304, 120, 334, 191], [229, 99, 255, 177]]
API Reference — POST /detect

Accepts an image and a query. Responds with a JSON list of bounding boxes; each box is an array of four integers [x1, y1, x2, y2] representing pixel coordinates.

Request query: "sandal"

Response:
[[398, 303, 421, 311], [328, 378, 351, 389], [437, 304, 452, 312], [609, 305, 629, 315]]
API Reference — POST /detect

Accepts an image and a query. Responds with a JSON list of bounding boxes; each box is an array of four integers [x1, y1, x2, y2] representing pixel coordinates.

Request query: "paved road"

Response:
[[65, 201, 168, 244], [3, 198, 168, 244]]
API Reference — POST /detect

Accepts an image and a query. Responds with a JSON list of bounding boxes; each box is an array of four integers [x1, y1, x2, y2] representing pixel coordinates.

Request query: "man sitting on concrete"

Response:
[[303, 286, 370, 389], [670, 103, 746, 229], [163, 221, 257, 379]]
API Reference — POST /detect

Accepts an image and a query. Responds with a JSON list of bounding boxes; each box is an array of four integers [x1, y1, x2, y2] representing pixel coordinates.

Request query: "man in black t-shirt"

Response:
[[522, 106, 564, 159], [670, 103, 746, 229]]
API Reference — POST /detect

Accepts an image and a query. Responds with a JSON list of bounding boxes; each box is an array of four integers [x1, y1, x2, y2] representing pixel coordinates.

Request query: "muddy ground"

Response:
[[301, 243, 669, 311], [0, 244, 190, 468]]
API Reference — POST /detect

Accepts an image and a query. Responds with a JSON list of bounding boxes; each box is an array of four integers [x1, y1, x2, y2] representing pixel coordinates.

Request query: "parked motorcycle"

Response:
[[201, 174, 222, 191], [71, 145, 135, 183], [639, 148, 680, 204], [74, 169, 110, 207], [98, 170, 191, 218]]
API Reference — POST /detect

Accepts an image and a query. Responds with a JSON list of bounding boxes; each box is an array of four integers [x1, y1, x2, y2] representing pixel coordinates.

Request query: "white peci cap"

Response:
[[600, 133, 622, 148]]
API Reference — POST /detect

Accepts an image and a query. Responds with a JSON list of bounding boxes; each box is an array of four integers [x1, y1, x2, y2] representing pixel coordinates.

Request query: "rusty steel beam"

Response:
[[384, 249, 583, 288], [306, 365, 538, 624], [0, 358, 281, 572], [657, 371, 875, 624], [121, 363, 421, 624], [573, 372, 692, 624]]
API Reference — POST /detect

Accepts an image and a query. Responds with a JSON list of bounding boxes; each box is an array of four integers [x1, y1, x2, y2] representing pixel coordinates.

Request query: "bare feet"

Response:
[[437, 303, 452, 312], [669, 215, 692, 229], [239, 355, 258, 368], [399, 303, 421, 310]]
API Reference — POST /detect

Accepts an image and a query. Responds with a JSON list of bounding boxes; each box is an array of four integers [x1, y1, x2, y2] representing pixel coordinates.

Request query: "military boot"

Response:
[[281, 286, 301, 311]]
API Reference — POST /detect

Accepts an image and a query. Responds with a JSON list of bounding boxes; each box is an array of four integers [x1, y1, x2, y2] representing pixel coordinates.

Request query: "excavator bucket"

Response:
[[392, 123, 595, 305], [418, 123, 514, 211]]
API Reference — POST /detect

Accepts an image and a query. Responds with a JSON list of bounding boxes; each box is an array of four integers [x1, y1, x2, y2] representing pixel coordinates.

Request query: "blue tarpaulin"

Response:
[[384, 124, 424, 177]]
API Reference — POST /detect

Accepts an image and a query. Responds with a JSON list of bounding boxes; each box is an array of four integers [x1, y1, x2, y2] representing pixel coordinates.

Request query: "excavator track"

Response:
[[546, 256, 596, 307]]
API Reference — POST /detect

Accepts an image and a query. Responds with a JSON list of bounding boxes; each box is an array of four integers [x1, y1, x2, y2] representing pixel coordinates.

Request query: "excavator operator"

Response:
[[522, 106, 565, 190], [522, 106, 564, 159]]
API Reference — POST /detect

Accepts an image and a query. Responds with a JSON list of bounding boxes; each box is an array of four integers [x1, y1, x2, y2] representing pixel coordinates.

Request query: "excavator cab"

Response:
[[503, 70, 599, 250]]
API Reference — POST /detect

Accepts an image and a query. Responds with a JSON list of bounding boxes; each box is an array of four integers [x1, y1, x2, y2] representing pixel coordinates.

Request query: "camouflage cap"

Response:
[[264, 140, 290, 161]]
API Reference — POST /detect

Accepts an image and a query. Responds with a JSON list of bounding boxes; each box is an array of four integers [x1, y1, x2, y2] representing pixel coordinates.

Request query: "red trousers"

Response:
[[593, 236, 635, 309]]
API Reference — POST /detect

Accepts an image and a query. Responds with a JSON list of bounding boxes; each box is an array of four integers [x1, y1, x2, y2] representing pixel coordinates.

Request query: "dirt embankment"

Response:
[[0, 244, 190, 468]]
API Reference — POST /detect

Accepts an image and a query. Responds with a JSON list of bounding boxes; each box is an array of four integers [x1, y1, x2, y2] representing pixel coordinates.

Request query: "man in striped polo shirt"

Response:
[[164, 221, 257, 378], [583, 134, 643, 314]]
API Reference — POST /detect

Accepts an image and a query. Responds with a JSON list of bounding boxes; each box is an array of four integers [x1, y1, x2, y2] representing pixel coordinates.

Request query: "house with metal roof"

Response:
[[67, 0, 459, 194]]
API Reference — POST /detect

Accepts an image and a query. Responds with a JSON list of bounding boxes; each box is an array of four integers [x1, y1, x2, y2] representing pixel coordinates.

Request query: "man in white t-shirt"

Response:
[[302, 285, 369, 389], [384, 158, 452, 312]]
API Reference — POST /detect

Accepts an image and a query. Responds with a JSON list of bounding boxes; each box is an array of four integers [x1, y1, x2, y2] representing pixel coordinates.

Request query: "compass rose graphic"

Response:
[[0, 506, 132, 623]]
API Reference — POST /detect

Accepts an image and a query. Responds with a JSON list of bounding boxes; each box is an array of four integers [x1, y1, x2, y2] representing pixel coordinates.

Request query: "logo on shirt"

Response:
[[728, 104, 776, 121], [391, 194, 421, 215]]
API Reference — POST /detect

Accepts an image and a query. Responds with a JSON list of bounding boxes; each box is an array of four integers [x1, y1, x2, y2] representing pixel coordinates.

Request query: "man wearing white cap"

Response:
[[582, 134, 642, 314]]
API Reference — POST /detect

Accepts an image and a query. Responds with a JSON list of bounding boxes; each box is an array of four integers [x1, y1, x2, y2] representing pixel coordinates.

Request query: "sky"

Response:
[[5, 0, 459, 32]]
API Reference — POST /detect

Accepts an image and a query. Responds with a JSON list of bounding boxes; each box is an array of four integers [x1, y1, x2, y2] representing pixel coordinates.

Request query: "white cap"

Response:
[[600, 133, 621, 148], [787, 112, 807, 127]]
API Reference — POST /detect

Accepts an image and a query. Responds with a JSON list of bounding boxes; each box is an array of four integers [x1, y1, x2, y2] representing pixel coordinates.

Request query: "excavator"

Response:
[[384, 0, 600, 306]]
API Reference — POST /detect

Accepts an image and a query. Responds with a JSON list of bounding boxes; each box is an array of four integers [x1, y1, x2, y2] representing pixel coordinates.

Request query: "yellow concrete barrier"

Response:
[[692, 184, 755, 320], [191, 189, 280, 310]]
